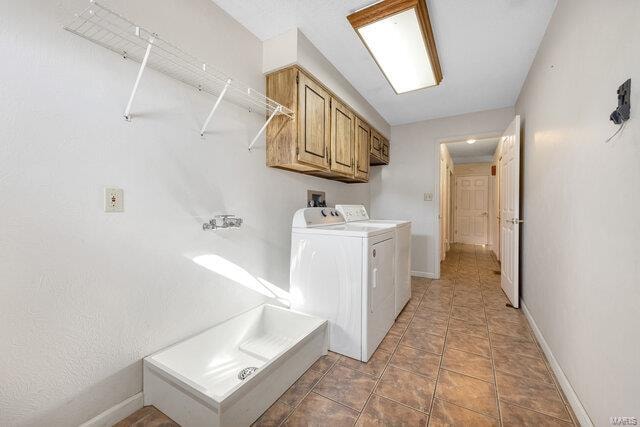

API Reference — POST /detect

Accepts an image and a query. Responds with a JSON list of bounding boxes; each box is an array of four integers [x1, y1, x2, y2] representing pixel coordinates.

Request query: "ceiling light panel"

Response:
[[348, 0, 442, 94]]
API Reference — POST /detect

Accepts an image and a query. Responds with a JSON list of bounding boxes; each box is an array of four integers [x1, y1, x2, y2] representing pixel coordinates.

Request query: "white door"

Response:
[[455, 175, 489, 244], [500, 116, 521, 308]]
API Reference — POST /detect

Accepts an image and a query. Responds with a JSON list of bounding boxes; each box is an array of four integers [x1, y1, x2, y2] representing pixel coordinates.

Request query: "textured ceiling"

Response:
[[446, 138, 499, 163], [212, 0, 557, 125]]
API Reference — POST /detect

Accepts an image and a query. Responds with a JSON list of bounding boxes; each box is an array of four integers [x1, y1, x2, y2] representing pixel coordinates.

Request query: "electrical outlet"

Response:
[[104, 188, 124, 212], [424, 192, 433, 201]]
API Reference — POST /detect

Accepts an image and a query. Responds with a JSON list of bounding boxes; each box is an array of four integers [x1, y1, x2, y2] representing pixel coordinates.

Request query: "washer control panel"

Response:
[[335, 204, 370, 222], [292, 207, 344, 228]]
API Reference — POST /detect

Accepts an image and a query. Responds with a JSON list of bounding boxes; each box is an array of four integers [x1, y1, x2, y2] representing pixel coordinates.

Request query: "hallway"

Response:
[[252, 244, 577, 426]]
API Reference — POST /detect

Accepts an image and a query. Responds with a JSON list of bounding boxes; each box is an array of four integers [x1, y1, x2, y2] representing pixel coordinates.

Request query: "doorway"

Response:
[[435, 116, 522, 307], [438, 137, 499, 257]]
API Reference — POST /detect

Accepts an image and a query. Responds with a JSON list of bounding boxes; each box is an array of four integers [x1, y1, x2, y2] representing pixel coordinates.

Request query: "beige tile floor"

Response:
[[254, 244, 579, 427]]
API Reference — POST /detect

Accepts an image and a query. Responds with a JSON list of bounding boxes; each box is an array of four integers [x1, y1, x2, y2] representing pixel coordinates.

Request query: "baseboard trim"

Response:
[[521, 302, 593, 427], [79, 392, 143, 427], [411, 270, 436, 279]]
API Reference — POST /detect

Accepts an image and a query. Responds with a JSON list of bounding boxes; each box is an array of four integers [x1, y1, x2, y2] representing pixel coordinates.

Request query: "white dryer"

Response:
[[290, 207, 396, 362], [336, 205, 411, 318]]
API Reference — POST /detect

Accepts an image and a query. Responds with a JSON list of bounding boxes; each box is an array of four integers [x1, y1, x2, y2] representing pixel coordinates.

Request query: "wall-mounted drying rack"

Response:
[[63, 1, 294, 150]]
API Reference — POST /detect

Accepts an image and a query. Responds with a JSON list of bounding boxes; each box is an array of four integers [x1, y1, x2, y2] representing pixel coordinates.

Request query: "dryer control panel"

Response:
[[335, 205, 370, 222], [292, 207, 344, 228]]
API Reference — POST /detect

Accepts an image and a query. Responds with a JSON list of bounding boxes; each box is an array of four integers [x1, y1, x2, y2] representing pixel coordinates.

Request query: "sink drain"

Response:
[[238, 367, 258, 380]]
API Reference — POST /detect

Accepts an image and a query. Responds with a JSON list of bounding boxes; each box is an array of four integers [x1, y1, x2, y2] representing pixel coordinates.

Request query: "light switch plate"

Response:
[[424, 192, 433, 201], [105, 188, 124, 212]]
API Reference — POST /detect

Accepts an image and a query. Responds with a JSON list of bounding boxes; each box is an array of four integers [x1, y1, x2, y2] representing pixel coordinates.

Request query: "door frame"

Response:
[[433, 132, 502, 279], [448, 169, 454, 249]]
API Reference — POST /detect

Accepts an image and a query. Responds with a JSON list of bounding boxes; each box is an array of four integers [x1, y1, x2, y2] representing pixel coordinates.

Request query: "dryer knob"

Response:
[[320, 209, 327, 217]]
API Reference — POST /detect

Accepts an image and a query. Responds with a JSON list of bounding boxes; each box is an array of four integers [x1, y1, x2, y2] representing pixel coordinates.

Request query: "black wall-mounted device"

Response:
[[610, 79, 631, 124]]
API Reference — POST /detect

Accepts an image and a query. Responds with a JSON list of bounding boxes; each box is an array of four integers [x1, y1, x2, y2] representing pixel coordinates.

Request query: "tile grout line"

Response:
[[353, 277, 431, 426], [426, 249, 459, 424], [498, 399, 576, 424], [441, 245, 504, 423], [426, 272, 454, 421], [477, 244, 576, 426], [277, 353, 342, 426], [513, 297, 579, 426], [475, 244, 504, 427]]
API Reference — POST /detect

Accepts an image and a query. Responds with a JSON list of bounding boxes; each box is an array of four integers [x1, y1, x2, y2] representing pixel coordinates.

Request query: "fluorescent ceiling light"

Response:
[[466, 139, 476, 144], [348, 0, 442, 94]]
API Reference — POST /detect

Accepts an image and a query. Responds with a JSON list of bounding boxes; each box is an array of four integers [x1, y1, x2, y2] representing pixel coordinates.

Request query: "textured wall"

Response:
[[515, 0, 640, 424], [0, 1, 369, 425]]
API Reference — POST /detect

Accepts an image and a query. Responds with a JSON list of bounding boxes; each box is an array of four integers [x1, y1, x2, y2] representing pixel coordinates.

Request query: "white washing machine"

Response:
[[290, 207, 396, 362], [336, 205, 411, 318]]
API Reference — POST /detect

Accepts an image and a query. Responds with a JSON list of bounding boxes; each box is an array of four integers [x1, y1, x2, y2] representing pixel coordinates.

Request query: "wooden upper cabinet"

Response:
[[381, 137, 390, 164], [370, 129, 390, 166], [370, 129, 383, 159], [297, 72, 330, 169], [266, 66, 388, 182], [354, 117, 370, 181], [330, 98, 355, 177]]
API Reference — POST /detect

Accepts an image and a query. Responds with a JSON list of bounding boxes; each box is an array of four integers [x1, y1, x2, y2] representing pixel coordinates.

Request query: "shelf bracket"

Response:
[[200, 78, 232, 137], [123, 28, 154, 121], [248, 105, 282, 152]]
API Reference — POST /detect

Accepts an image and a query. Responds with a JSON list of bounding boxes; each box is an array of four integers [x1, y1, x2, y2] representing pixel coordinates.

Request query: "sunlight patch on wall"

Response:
[[192, 254, 290, 305]]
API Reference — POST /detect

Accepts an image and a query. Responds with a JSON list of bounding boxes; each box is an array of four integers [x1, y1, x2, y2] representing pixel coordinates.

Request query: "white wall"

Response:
[[262, 29, 390, 137], [515, 0, 640, 424], [0, 1, 369, 425], [370, 107, 514, 277]]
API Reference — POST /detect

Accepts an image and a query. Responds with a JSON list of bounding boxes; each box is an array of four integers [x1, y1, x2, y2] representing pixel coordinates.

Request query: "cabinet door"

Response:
[[370, 129, 382, 158], [297, 72, 330, 169], [330, 98, 355, 176], [354, 117, 370, 181], [381, 138, 390, 164]]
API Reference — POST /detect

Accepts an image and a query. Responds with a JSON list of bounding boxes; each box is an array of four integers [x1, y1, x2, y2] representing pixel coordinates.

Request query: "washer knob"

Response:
[[320, 209, 327, 217]]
